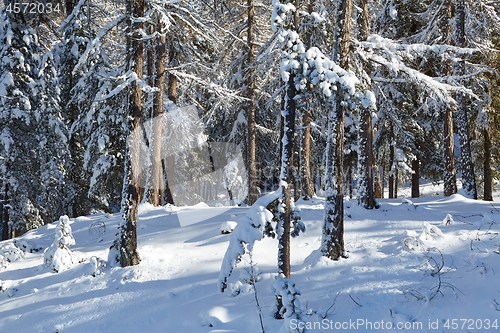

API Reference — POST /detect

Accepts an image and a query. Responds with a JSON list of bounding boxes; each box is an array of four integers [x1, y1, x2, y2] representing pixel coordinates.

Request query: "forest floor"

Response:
[[0, 182, 499, 332]]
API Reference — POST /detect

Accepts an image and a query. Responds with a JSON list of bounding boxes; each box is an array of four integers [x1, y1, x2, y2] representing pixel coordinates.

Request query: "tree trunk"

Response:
[[151, 18, 166, 207], [1, 184, 9, 241], [357, 0, 375, 209], [278, 73, 296, 280], [161, 159, 175, 205], [455, 1, 477, 199], [246, 0, 259, 205], [167, 44, 177, 104], [412, 158, 420, 198], [65, 0, 74, 16], [358, 102, 375, 206], [275, 71, 296, 319], [374, 164, 382, 198], [300, 109, 314, 199], [300, 0, 315, 200], [321, 0, 351, 261], [117, 0, 144, 267], [443, 0, 457, 197], [443, 105, 457, 196], [394, 167, 398, 199], [160, 40, 176, 206], [381, 162, 387, 198], [389, 143, 395, 199], [483, 127, 493, 201]]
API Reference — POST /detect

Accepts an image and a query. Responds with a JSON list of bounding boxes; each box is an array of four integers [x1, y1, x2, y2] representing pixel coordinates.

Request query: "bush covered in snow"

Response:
[[0, 255, 8, 271], [0, 242, 25, 262], [43, 215, 77, 273], [220, 221, 237, 234], [88, 256, 107, 277]]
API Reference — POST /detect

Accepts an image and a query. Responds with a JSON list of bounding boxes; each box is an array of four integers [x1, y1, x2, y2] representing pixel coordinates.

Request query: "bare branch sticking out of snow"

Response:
[[443, 214, 454, 225]]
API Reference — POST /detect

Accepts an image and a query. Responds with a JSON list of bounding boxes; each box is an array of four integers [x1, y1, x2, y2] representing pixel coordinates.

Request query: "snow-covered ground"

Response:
[[0, 182, 499, 333]]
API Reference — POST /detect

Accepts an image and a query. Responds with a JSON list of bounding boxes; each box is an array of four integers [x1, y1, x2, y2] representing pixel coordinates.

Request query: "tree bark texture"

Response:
[[483, 127, 493, 201], [357, 0, 375, 209], [455, 1, 477, 199], [278, 73, 296, 279], [322, 0, 351, 261], [444, 105, 457, 196], [412, 158, 420, 198], [151, 18, 167, 207], [1, 184, 9, 241], [119, 0, 144, 267], [299, 0, 315, 200], [389, 141, 395, 199], [65, 0, 74, 16], [301, 109, 314, 199], [246, 0, 259, 205], [443, 0, 457, 197], [167, 41, 177, 104], [374, 166, 383, 198]]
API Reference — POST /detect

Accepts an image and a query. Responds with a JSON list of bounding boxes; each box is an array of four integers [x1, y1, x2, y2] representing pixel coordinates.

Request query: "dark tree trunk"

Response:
[[159, 40, 176, 206], [357, 99, 376, 206], [443, 0, 457, 197], [455, 1, 477, 199], [168, 44, 178, 104], [444, 105, 457, 196], [412, 158, 420, 198], [246, 0, 259, 205], [275, 73, 297, 319], [394, 167, 398, 199], [374, 165, 383, 198], [65, 0, 74, 16], [161, 159, 175, 205], [322, 0, 351, 261], [145, 20, 154, 204], [389, 143, 395, 199], [300, 0, 315, 200], [483, 127, 493, 201], [357, 0, 375, 209], [278, 73, 296, 279], [117, 0, 144, 267], [301, 109, 314, 199], [151, 18, 167, 207], [2, 184, 9, 241]]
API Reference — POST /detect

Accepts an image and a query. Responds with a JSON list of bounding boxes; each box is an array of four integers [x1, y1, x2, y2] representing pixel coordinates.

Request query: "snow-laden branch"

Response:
[[168, 69, 246, 102], [358, 35, 481, 105], [412, 0, 447, 45], [272, 1, 360, 102], [435, 67, 496, 84], [72, 15, 126, 75], [359, 35, 479, 59], [56, 0, 88, 33], [93, 70, 146, 102], [218, 188, 281, 292]]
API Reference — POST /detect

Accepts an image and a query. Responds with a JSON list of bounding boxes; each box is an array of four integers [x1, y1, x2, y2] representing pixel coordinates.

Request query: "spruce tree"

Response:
[[0, 5, 70, 238]]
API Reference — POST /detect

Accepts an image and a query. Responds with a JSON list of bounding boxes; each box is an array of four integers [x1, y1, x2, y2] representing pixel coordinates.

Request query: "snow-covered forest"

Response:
[[0, 0, 500, 332]]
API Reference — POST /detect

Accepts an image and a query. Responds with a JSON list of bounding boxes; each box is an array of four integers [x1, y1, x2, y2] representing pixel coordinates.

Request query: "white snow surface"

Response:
[[0, 183, 499, 332]]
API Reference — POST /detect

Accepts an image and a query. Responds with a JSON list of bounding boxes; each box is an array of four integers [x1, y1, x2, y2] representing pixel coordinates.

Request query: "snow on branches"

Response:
[[218, 189, 281, 293], [43, 216, 77, 273], [357, 34, 478, 112], [272, 0, 359, 100]]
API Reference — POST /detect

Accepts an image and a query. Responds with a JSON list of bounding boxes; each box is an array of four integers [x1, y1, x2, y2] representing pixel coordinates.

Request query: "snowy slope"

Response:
[[0, 183, 499, 333]]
